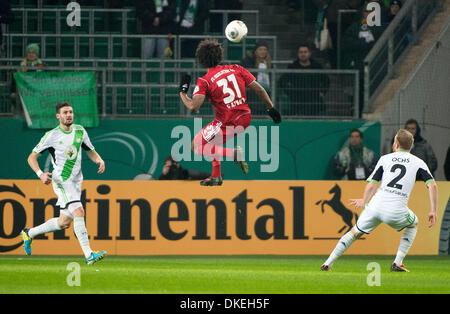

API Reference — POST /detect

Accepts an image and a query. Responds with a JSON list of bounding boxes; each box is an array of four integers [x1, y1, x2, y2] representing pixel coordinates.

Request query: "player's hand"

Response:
[[267, 107, 281, 124], [96, 159, 105, 174], [349, 198, 364, 210], [40, 172, 52, 185], [427, 211, 437, 227], [179, 74, 191, 93]]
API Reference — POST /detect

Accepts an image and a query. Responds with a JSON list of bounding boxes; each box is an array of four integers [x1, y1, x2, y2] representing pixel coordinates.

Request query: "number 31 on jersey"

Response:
[[217, 74, 245, 108]]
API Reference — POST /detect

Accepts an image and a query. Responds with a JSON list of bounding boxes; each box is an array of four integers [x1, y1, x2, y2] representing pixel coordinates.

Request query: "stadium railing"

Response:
[[3, 33, 276, 63], [0, 64, 359, 119], [363, 0, 442, 113], [9, 8, 260, 36], [9, 7, 135, 35]]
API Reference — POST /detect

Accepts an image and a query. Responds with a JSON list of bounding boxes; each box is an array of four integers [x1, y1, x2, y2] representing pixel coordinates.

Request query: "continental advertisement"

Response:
[[1, 180, 449, 255]]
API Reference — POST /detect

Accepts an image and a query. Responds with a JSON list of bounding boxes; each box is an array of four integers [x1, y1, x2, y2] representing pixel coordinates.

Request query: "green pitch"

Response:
[[1, 255, 449, 294]]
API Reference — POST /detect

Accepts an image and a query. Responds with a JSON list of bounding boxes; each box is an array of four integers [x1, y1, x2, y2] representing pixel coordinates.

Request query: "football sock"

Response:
[[394, 226, 417, 265], [211, 160, 221, 177], [73, 217, 93, 259], [193, 142, 234, 160], [324, 231, 356, 267], [28, 217, 62, 238]]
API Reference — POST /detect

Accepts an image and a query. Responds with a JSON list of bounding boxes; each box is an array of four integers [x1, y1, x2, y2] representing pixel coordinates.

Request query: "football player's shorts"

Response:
[[197, 113, 251, 145], [355, 204, 418, 234], [52, 177, 83, 219]]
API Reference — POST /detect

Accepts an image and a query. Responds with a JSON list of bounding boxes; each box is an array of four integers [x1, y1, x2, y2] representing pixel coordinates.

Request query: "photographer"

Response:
[[159, 155, 209, 180]]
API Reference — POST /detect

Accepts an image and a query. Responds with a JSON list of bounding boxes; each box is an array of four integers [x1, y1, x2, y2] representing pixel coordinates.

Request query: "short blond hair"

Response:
[[396, 129, 414, 150]]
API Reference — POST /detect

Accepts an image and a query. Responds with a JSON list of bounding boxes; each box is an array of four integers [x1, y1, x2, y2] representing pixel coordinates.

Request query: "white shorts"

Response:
[[52, 177, 83, 215], [60, 202, 83, 219], [355, 204, 418, 234]]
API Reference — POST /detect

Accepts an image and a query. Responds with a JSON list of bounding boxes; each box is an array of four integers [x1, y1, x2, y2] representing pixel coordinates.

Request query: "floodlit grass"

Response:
[[1, 255, 449, 294]]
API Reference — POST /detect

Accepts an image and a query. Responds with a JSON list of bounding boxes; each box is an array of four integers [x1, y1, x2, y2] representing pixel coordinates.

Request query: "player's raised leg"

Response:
[[22, 217, 63, 255]]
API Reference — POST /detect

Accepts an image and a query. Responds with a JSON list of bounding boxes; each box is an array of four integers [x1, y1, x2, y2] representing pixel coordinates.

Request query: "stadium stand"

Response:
[[0, 0, 444, 121]]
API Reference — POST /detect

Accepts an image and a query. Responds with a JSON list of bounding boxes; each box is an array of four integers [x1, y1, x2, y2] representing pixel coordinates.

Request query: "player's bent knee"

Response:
[[351, 226, 363, 239], [57, 216, 71, 229], [72, 207, 85, 218]]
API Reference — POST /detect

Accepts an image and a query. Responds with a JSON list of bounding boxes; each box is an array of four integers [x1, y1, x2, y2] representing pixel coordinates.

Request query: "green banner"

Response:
[[13, 71, 98, 129], [0, 118, 380, 181]]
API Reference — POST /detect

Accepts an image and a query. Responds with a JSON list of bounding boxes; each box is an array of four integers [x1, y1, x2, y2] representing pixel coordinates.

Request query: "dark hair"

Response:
[[404, 118, 419, 128], [350, 128, 363, 139], [297, 43, 311, 51], [195, 39, 223, 68], [56, 102, 72, 113]]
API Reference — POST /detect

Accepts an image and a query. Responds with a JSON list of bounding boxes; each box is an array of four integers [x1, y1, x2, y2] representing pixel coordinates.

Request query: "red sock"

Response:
[[211, 160, 221, 177], [202, 143, 234, 159]]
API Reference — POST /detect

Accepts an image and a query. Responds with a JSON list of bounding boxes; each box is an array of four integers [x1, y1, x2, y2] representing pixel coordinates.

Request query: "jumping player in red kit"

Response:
[[179, 39, 281, 186]]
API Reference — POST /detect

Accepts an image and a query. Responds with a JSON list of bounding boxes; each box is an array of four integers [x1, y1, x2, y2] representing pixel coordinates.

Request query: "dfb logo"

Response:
[[66, 2, 81, 27]]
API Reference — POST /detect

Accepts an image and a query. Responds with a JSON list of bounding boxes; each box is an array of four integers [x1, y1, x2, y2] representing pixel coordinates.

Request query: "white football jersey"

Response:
[[32, 124, 95, 183], [366, 151, 434, 209]]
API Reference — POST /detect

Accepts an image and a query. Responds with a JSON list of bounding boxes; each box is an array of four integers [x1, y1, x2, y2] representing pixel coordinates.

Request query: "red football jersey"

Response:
[[192, 64, 255, 123]]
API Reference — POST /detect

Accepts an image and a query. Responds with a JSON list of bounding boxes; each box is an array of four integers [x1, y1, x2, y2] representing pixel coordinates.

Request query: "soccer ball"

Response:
[[225, 20, 248, 43]]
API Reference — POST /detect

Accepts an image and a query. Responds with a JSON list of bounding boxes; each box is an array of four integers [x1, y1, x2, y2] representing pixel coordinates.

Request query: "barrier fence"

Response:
[[363, 0, 442, 112], [3, 33, 275, 62], [0, 65, 359, 119], [8, 8, 260, 37]]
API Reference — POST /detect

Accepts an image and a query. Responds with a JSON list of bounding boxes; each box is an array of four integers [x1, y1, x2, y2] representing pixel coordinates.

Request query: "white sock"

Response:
[[324, 231, 356, 267], [394, 227, 417, 265], [28, 218, 62, 238], [73, 217, 92, 258]]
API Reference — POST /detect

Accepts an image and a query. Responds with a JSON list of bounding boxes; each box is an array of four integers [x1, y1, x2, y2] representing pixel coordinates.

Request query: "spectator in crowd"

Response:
[[287, 0, 301, 11], [20, 43, 45, 71], [341, 3, 385, 70], [210, 0, 244, 33], [241, 41, 271, 92], [387, 0, 402, 23], [444, 146, 450, 181], [159, 156, 210, 180], [175, 0, 210, 58], [278, 43, 330, 116], [0, 0, 14, 57], [286, 0, 302, 23], [313, 0, 365, 68], [10, 43, 45, 115], [404, 119, 438, 175], [333, 128, 377, 180], [240, 41, 272, 114], [341, 4, 385, 116], [136, 0, 177, 59]]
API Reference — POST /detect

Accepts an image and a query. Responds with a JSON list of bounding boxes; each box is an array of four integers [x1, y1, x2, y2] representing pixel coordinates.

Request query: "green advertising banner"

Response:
[[13, 71, 98, 129], [0, 118, 380, 181]]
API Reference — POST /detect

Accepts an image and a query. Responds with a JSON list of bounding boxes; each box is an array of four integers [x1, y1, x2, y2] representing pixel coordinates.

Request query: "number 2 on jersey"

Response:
[[387, 164, 407, 190], [217, 74, 242, 104]]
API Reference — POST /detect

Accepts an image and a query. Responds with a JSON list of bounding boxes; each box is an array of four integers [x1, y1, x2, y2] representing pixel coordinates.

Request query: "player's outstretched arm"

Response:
[[349, 181, 378, 210], [247, 81, 274, 110], [427, 180, 438, 227], [180, 93, 205, 113], [247, 81, 281, 123], [178, 74, 205, 113], [27, 152, 52, 184], [87, 150, 105, 174]]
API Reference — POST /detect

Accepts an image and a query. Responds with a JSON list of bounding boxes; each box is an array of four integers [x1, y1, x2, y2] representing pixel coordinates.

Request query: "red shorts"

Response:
[[194, 113, 251, 147]]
